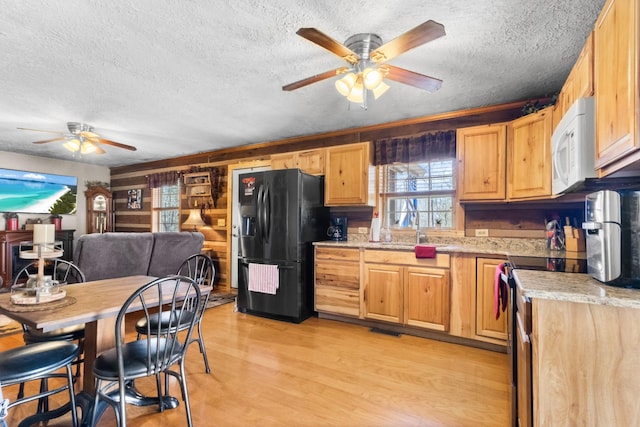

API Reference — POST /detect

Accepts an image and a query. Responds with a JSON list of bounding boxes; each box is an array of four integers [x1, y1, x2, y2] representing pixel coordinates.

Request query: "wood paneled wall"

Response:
[[464, 202, 584, 238], [108, 99, 552, 291]]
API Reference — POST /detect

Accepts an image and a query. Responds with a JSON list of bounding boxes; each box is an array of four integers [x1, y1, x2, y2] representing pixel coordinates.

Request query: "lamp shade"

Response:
[[63, 138, 81, 152], [81, 141, 98, 154], [346, 76, 364, 103], [182, 209, 205, 230], [363, 67, 383, 90], [372, 81, 390, 99], [335, 72, 357, 96]]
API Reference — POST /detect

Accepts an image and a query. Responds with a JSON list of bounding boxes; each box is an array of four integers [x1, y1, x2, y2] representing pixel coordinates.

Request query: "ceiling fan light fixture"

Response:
[[362, 67, 383, 90], [63, 138, 81, 152], [372, 81, 390, 99], [346, 76, 364, 103], [81, 140, 98, 154], [335, 72, 357, 96]]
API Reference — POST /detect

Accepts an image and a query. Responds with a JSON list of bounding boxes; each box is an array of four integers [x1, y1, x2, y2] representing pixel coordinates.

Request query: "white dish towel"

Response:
[[248, 263, 279, 295]]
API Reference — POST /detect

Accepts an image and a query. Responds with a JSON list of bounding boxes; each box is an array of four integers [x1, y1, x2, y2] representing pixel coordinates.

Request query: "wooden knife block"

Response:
[[566, 233, 586, 253]]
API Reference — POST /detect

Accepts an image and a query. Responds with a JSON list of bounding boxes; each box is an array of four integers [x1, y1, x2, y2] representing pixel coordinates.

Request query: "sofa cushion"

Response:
[[147, 232, 205, 277], [74, 232, 154, 281]]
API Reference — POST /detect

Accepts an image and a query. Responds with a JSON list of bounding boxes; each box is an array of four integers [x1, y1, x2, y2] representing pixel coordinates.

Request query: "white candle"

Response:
[[33, 223, 55, 244]]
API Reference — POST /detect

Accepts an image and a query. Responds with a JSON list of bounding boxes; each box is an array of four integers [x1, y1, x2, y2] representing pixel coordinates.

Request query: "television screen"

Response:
[[0, 168, 78, 214]]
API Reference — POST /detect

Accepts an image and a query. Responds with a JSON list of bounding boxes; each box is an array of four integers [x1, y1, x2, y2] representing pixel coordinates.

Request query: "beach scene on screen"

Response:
[[0, 168, 77, 214]]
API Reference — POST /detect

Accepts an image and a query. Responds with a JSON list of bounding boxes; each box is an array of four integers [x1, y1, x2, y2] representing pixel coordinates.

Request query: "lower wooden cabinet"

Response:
[[363, 251, 451, 332], [516, 306, 532, 427], [363, 263, 403, 323], [476, 257, 508, 341], [404, 267, 450, 331], [531, 298, 640, 426], [314, 247, 360, 317], [314, 247, 510, 347]]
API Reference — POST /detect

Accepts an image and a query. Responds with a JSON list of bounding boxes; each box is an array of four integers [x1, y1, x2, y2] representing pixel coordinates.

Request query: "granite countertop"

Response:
[[513, 269, 640, 309], [313, 238, 585, 259], [314, 238, 632, 306]]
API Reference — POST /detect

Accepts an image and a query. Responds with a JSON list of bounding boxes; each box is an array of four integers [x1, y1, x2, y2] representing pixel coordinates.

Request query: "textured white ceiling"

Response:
[[0, 0, 605, 167]]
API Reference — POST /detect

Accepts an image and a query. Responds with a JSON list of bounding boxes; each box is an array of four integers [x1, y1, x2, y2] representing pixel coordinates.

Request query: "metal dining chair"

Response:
[[0, 341, 80, 427], [13, 259, 86, 397], [136, 254, 215, 373], [14, 259, 86, 343], [90, 275, 201, 427]]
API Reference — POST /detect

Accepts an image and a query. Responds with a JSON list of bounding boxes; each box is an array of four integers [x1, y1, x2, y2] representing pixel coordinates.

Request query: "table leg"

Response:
[[82, 317, 117, 394]]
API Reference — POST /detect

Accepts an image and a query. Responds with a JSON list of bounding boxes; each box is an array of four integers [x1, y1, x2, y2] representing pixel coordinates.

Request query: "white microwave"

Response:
[[551, 97, 596, 194]]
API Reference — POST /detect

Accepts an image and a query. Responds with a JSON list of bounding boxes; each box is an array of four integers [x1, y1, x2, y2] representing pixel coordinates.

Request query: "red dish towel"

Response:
[[494, 263, 508, 320], [414, 245, 436, 258]]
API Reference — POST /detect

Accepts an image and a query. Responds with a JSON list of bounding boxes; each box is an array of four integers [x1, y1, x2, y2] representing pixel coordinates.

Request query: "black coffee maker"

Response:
[[327, 217, 348, 241]]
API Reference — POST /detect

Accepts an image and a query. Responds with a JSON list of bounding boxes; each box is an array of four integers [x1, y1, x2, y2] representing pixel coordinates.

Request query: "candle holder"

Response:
[[11, 237, 65, 305]]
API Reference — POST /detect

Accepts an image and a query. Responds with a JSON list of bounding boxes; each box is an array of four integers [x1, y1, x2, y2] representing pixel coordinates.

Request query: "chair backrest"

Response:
[[115, 275, 201, 376], [176, 254, 215, 288], [177, 254, 214, 317], [13, 259, 86, 287]]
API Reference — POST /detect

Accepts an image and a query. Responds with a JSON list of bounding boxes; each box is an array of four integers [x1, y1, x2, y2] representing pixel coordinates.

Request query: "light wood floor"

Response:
[[0, 303, 511, 426]]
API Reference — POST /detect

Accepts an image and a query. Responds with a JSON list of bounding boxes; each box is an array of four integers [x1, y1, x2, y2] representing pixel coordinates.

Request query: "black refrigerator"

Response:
[[236, 169, 329, 323]]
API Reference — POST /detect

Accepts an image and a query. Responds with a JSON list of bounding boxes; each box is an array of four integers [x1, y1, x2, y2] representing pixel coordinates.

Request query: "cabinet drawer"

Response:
[[315, 247, 360, 262], [364, 249, 450, 268], [315, 287, 359, 317], [315, 261, 360, 290]]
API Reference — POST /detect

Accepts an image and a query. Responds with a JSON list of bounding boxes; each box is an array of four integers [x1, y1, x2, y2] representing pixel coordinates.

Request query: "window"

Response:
[[151, 184, 180, 232], [380, 159, 455, 229]]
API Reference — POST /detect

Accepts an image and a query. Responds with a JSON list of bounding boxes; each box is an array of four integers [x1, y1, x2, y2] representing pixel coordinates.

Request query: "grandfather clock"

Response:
[[85, 186, 113, 234]]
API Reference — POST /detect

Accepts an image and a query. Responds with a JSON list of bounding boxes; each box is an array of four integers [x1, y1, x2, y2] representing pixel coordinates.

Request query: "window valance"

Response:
[[147, 171, 181, 189], [373, 130, 456, 165]]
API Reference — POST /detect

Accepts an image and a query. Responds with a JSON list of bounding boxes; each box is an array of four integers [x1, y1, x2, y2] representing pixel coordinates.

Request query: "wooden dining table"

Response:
[[0, 274, 209, 426]]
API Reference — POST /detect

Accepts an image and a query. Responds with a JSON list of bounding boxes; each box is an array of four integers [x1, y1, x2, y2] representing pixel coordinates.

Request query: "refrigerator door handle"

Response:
[[263, 184, 271, 242], [257, 184, 265, 241]]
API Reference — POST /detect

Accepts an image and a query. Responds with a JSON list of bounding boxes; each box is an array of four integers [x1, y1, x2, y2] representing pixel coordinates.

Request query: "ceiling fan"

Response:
[[282, 20, 446, 107], [17, 122, 137, 155]]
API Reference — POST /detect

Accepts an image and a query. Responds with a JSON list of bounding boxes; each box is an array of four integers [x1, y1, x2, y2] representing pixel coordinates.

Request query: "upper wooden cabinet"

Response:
[[553, 32, 594, 131], [457, 123, 507, 201], [507, 107, 553, 200], [457, 108, 551, 202], [324, 142, 375, 206], [594, 0, 640, 175], [271, 148, 325, 175]]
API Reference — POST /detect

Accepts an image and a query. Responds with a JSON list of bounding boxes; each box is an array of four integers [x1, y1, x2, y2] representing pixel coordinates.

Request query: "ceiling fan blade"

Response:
[[97, 138, 137, 151], [371, 20, 445, 63], [283, 67, 349, 91], [17, 127, 65, 135], [32, 137, 66, 144], [384, 65, 443, 92], [296, 28, 359, 63]]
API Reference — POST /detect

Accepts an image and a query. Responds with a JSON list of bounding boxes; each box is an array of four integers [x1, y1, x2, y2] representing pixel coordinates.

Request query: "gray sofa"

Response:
[[73, 232, 205, 281]]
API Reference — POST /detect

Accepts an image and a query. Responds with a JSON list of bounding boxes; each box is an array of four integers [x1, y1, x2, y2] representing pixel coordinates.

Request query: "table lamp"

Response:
[[182, 209, 205, 231]]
